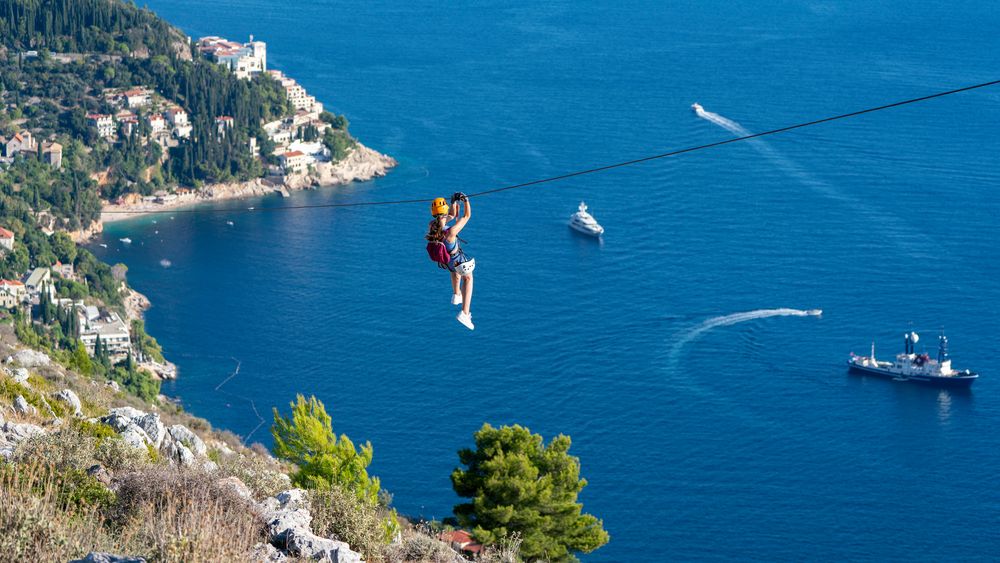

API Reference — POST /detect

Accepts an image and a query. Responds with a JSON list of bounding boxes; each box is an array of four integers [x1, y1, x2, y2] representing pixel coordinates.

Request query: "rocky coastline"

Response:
[[99, 143, 396, 225]]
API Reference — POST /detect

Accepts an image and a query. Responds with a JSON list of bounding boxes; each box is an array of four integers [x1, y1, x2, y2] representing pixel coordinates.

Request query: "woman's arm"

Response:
[[450, 196, 472, 236]]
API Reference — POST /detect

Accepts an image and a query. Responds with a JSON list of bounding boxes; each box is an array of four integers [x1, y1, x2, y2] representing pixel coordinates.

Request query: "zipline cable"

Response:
[[101, 78, 1000, 215]]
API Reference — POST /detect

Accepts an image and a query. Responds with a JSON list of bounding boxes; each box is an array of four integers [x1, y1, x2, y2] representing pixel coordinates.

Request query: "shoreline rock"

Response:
[[97, 142, 396, 230]]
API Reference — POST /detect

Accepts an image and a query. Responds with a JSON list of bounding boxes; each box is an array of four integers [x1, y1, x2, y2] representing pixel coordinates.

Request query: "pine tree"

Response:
[[451, 424, 609, 562], [271, 394, 381, 505]]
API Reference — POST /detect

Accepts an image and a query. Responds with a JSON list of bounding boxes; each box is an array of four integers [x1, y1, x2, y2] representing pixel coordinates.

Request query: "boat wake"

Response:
[[668, 308, 821, 368], [692, 103, 936, 260]]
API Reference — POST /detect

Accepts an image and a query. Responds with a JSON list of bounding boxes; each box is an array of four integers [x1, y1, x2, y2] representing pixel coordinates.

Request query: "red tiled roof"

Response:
[[0, 227, 14, 238], [0, 279, 24, 286], [438, 530, 474, 544], [282, 151, 305, 158]]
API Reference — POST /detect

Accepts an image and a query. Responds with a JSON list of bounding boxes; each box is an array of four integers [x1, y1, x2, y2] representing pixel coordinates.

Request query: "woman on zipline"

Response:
[[427, 193, 475, 330]]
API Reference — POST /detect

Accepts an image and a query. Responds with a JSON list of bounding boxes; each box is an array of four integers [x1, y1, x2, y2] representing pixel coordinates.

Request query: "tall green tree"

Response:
[[451, 424, 609, 562], [271, 394, 381, 505]]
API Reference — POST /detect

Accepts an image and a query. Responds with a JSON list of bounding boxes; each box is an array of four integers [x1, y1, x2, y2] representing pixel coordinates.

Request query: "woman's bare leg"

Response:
[[461, 274, 473, 315], [451, 271, 462, 300]]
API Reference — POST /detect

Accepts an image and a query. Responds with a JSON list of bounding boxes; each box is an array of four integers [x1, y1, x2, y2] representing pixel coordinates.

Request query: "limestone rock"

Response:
[[55, 389, 83, 416], [69, 552, 147, 563], [119, 422, 152, 450], [102, 407, 146, 432], [106, 380, 120, 392], [135, 413, 166, 449], [163, 439, 195, 466], [250, 542, 288, 562], [216, 476, 254, 501], [12, 349, 50, 367], [13, 395, 35, 415], [12, 367, 29, 384], [0, 421, 45, 460], [275, 488, 310, 511], [109, 406, 146, 420], [286, 529, 363, 563], [168, 424, 206, 456]]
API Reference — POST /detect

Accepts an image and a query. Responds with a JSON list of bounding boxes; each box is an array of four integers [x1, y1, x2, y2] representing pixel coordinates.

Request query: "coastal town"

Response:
[[0, 226, 175, 379]]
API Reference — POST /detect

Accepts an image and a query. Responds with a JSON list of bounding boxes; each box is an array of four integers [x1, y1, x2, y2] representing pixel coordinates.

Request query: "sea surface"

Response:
[[93, 2, 1000, 560]]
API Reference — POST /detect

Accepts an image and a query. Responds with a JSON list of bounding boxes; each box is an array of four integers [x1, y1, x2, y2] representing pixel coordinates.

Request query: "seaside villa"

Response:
[[197, 36, 267, 80], [279, 150, 310, 173], [79, 309, 132, 357]]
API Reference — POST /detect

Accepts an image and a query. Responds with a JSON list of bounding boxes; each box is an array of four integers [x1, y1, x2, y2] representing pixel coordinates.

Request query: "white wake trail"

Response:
[[669, 308, 820, 365], [693, 104, 937, 258]]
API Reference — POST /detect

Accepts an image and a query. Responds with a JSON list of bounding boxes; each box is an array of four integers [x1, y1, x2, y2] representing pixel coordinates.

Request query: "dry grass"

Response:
[[0, 463, 116, 561], [110, 467, 267, 562], [215, 451, 289, 500], [384, 527, 462, 563]]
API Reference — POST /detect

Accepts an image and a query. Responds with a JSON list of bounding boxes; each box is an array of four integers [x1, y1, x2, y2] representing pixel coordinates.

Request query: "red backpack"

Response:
[[426, 238, 451, 268]]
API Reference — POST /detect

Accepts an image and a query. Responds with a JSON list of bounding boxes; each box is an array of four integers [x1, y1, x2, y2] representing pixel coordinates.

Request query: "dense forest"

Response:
[[0, 0, 184, 57], [0, 0, 296, 211]]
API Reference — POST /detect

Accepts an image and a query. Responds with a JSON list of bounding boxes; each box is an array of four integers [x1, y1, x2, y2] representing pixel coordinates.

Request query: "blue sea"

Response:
[[93, 2, 1000, 560]]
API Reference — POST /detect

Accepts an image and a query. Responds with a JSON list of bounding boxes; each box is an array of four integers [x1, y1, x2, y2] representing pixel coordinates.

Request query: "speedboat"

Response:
[[119, 237, 132, 244], [227, 221, 235, 226], [691, 102, 704, 113], [806, 309, 823, 316], [569, 202, 604, 237]]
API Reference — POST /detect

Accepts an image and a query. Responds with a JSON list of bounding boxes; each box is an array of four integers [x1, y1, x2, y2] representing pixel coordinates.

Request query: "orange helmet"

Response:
[[430, 197, 449, 216]]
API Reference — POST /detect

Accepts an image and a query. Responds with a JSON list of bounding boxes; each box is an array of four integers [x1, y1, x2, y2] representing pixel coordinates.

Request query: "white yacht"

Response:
[[119, 237, 132, 244], [569, 202, 604, 237], [691, 102, 704, 113]]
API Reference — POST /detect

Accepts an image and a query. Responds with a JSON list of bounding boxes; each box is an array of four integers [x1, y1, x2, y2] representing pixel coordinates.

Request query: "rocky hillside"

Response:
[[0, 319, 486, 562]]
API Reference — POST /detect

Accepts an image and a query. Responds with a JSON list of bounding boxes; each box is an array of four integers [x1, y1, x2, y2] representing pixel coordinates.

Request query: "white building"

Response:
[[198, 36, 267, 80], [148, 113, 166, 134], [216, 116, 235, 136], [79, 310, 132, 357], [0, 227, 14, 251], [4, 130, 35, 157], [267, 70, 322, 112], [0, 279, 25, 298], [121, 88, 151, 108], [279, 150, 311, 173], [24, 267, 55, 301], [165, 107, 188, 126], [87, 114, 115, 139]]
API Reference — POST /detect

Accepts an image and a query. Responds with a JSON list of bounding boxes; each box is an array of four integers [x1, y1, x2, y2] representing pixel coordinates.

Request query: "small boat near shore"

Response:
[[119, 237, 132, 244], [848, 331, 978, 388], [569, 202, 604, 237]]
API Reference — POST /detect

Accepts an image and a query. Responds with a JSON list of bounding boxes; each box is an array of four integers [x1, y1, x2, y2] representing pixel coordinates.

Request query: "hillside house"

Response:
[[0, 227, 14, 251]]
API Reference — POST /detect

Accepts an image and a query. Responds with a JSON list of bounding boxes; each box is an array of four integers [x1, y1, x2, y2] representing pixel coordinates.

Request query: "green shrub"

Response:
[[108, 366, 161, 403], [0, 377, 67, 419], [309, 485, 398, 562], [57, 469, 115, 511], [94, 437, 149, 473], [14, 427, 97, 471], [73, 419, 118, 441], [216, 453, 288, 500]]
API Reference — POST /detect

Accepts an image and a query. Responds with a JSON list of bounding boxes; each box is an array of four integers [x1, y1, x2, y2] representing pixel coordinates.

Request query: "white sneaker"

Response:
[[456, 312, 475, 330], [452, 294, 463, 305]]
